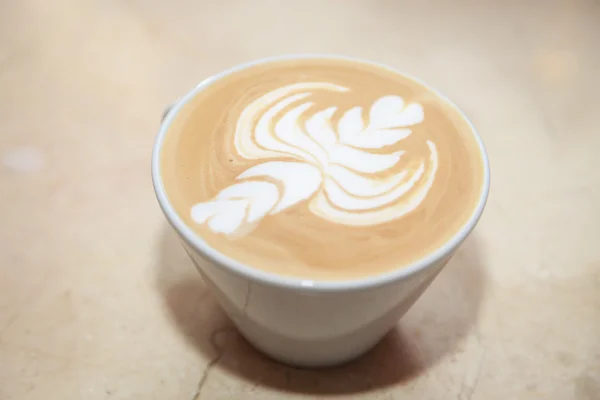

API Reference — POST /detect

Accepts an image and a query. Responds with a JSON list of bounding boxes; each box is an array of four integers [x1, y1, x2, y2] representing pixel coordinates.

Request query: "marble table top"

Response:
[[1, 0, 599, 398]]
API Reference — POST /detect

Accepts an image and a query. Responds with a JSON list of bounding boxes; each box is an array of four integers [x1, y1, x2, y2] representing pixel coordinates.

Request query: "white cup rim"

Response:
[[151, 54, 491, 293]]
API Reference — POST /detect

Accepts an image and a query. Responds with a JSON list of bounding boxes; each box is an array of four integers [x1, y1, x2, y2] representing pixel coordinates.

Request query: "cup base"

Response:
[[236, 322, 388, 368]]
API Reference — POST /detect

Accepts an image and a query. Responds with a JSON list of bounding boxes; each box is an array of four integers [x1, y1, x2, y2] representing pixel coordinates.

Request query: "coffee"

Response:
[[160, 58, 485, 280]]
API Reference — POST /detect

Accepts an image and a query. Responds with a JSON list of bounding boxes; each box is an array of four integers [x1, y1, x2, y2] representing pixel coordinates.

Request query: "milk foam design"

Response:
[[191, 82, 439, 235]]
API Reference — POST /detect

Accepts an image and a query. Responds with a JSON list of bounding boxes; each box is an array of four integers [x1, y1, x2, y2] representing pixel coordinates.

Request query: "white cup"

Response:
[[152, 55, 490, 367]]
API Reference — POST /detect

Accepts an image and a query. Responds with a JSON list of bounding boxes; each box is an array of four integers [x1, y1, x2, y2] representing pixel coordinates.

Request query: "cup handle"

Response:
[[162, 96, 182, 123], [162, 104, 173, 123]]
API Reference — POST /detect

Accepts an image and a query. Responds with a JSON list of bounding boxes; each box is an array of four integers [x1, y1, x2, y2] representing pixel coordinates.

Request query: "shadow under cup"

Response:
[[151, 56, 491, 367]]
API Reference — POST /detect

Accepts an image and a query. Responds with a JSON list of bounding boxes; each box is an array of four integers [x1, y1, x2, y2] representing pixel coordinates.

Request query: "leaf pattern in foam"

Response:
[[207, 200, 249, 234], [274, 102, 328, 166], [304, 107, 337, 151], [368, 96, 424, 130], [329, 144, 405, 174], [238, 161, 322, 214], [323, 162, 425, 211], [235, 82, 348, 160], [326, 164, 408, 197], [342, 128, 412, 149], [194, 85, 436, 235], [252, 93, 313, 161], [310, 140, 439, 225], [337, 106, 364, 142], [191, 181, 280, 234], [191, 199, 249, 234]]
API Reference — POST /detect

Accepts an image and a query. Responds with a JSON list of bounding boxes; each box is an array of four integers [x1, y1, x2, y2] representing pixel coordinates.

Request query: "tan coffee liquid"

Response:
[[160, 58, 485, 280]]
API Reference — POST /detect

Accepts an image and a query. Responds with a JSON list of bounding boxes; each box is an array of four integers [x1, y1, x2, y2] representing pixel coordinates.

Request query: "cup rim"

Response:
[[151, 54, 491, 293]]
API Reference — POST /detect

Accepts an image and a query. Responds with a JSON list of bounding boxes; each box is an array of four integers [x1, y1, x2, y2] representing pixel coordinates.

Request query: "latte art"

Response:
[[160, 58, 485, 279], [191, 83, 439, 234]]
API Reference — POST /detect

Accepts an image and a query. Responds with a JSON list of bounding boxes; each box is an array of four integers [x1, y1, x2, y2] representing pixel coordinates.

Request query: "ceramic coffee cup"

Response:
[[152, 55, 490, 367]]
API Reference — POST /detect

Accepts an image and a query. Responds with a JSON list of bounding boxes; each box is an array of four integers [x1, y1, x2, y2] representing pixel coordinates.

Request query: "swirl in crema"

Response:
[[191, 82, 439, 235]]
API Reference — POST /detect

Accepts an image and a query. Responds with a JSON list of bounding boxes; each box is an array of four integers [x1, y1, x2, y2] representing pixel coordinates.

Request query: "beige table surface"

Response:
[[1, 0, 599, 399]]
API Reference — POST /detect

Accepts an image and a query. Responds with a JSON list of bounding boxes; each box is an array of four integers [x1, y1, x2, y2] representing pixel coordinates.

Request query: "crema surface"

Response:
[[160, 58, 485, 280]]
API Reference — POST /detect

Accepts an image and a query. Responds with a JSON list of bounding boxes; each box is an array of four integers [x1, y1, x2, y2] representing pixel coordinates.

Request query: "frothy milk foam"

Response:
[[160, 58, 485, 280]]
